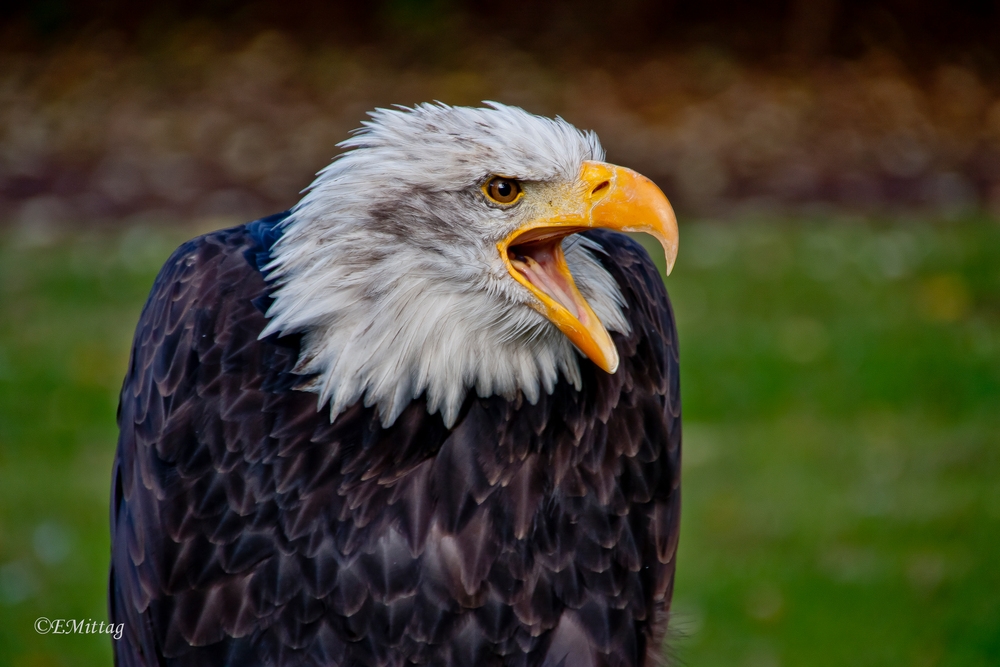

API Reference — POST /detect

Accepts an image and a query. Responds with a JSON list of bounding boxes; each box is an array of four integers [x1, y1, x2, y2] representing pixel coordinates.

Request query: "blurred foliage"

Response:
[[0, 217, 998, 666], [3, 5, 1000, 228]]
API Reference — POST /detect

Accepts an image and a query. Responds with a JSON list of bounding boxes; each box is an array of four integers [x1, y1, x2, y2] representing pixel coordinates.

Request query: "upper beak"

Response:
[[499, 160, 678, 374]]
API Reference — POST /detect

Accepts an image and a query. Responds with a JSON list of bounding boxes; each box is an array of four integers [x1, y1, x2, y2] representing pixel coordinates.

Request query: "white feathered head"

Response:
[[262, 103, 677, 427]]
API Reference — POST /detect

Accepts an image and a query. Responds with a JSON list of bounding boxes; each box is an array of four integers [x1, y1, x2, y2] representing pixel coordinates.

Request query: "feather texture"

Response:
[[260, 103, 628, 428], [109, 219, 681, 667]]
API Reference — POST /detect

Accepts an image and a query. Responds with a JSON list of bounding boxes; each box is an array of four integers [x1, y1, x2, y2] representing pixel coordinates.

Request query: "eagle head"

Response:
[[261, 102, 678, 427]]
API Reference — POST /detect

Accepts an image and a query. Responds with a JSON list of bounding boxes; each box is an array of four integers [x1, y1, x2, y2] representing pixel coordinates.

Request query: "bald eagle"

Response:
[[110, 103, 680, 667]]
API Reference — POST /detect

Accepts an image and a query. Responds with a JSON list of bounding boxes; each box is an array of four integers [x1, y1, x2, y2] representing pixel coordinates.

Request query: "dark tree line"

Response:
[[1, 0, 999, 72]]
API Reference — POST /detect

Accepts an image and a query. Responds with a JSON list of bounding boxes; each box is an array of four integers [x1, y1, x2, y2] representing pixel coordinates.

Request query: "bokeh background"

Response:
[[1, 1, 999, 665]]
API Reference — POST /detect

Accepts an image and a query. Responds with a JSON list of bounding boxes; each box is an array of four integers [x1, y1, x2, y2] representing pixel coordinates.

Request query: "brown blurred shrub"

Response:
[[2, 29, 1000, 229]]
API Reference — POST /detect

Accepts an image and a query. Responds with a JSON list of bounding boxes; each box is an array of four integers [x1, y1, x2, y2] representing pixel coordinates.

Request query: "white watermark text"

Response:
[[35, 617, 124, 641]]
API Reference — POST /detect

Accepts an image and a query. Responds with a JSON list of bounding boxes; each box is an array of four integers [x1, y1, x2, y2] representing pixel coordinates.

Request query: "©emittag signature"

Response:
[[35, 617, 124, 641]]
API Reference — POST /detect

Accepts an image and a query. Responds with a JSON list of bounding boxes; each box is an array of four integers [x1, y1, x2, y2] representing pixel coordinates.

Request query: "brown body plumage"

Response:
[[110, 104, 681, 666]]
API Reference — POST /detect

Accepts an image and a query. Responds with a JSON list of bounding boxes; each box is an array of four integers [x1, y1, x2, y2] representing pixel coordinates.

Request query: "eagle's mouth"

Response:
[[502, 222, 618, 373], [508, 234, 587, 321], [498, 161, 678, 375]]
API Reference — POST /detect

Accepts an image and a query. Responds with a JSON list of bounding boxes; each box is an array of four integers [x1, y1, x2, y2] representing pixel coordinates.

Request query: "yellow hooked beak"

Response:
[[498, 161, 678, 374]]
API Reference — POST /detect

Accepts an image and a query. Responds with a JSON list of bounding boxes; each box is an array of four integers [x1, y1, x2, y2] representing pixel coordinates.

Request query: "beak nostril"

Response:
[[591, 181, 610, 197]]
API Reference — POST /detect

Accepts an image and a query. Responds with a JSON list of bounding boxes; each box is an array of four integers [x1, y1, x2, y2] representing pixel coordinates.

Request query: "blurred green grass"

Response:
[[0, 218, 998, 666]]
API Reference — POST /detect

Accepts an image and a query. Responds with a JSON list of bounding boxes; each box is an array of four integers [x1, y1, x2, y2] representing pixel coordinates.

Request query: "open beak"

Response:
[[498, 161, 678, 374]]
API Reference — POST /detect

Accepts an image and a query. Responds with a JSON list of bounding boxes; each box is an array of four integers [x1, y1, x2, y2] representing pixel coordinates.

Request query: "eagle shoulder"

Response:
[[578, 229, 683, 659], [109, 217, 319, 665]]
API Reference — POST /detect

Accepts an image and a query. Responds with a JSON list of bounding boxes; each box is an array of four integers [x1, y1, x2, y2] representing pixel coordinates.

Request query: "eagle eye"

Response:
[[484, 177, 522, 205]]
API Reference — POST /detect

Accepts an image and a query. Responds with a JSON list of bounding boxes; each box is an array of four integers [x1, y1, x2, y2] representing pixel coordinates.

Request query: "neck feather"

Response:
[[261, 215, 630, 427]]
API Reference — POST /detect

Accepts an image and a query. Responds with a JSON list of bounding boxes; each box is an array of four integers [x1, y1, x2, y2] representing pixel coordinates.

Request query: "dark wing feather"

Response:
[[109, 222, 680, 667]]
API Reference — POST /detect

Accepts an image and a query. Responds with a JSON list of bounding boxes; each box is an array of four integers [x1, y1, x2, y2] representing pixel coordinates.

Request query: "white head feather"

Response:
[[261, 102, 629, 427]]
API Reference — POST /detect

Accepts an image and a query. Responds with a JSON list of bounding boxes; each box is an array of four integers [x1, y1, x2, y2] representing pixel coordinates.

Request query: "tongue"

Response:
[[509, 241, 586, 322]]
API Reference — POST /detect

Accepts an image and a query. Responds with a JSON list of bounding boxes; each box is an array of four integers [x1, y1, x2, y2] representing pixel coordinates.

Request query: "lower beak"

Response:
[[499, 161, 678, 373]]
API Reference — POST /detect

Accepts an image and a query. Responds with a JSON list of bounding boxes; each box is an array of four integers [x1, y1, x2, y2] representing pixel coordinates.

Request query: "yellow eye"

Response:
[[484, 177, 522, 204]]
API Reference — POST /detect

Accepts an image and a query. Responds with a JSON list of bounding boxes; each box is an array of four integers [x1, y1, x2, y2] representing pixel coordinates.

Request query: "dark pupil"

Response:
[[496, 181, 512, 198]]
